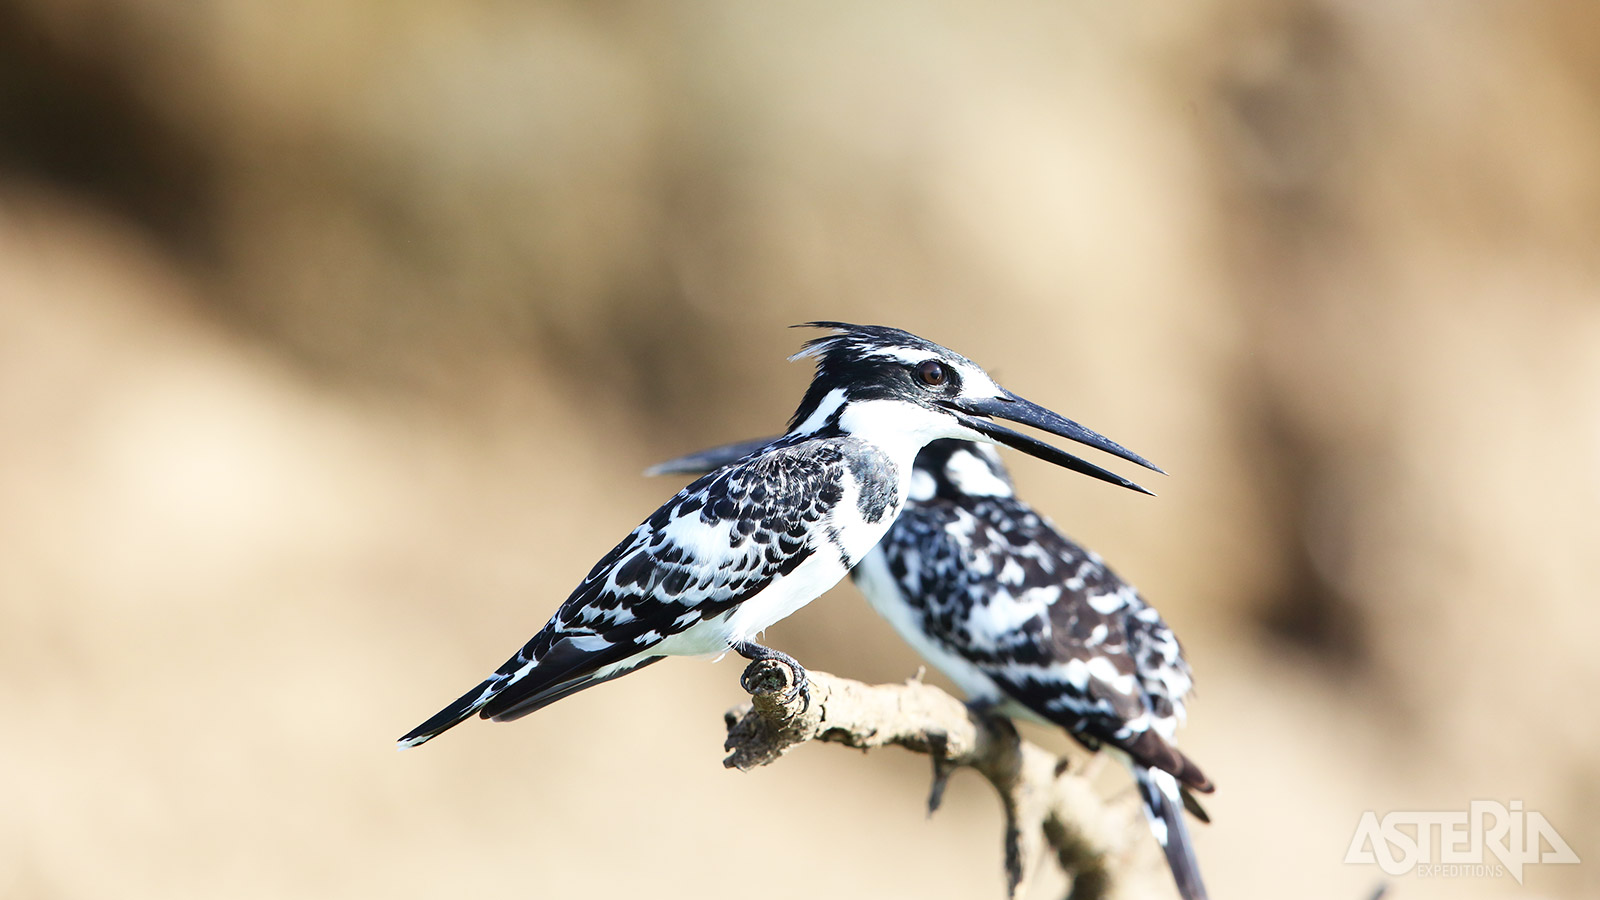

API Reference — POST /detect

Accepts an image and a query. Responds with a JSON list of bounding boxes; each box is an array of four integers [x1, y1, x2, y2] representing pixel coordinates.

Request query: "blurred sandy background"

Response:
[[1, 2, 1596, 898]]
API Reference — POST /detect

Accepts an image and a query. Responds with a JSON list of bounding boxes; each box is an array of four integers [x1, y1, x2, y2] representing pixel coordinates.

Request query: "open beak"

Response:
[[649, 393, 1162, 496], [946, 392, 1164, 495]]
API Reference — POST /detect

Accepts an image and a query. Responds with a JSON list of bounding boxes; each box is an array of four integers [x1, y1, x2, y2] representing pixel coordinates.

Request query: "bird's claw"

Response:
[[738, 660, 772, 695], [739, 657, 811, 713], [787, 668, 812, 713], [732, 641, 813, 716]]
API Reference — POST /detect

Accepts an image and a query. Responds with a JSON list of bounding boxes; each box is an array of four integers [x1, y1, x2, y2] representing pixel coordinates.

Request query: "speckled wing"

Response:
[[397, 442, 852, 747], [881, 496, 1211, 792]]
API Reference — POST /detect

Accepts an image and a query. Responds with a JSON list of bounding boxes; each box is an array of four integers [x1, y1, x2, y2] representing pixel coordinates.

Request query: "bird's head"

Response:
[[786, 322, 1162, 494]]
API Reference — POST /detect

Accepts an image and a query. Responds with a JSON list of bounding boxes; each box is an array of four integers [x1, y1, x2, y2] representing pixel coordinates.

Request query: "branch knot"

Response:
[[721, 666, 1145, 899]]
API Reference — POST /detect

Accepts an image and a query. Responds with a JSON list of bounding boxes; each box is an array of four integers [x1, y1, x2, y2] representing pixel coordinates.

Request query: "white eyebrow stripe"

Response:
[[860, 347, 1008, 400], [864, 347, 942, 366]]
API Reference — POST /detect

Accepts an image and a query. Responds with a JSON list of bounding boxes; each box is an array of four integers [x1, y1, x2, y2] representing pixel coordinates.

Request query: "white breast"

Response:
[[653, 435, 916, 658], [851, 548, 1005, 704]]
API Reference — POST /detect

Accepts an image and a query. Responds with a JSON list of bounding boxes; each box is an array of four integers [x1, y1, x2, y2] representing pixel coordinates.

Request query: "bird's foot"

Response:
[[732, 641, 812, 713], [964, 697, 1014, 735], [965, 697, 1001, 717], [925, 731, 954, 816]]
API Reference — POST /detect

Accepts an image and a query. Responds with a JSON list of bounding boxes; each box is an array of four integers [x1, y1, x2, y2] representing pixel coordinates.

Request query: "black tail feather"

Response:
[[484, 655, 663, 722], [398, 642, 666, 748], [1136, 765, 1209, 900], [396, 678, 497, 749]]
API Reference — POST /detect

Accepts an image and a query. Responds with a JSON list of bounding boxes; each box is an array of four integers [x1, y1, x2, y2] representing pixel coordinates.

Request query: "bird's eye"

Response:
[[916, 360, 949, 387]]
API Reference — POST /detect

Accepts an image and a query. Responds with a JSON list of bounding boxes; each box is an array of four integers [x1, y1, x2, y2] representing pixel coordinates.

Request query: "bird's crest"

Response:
[[784, 322, 988, 435], [788, 321, 957, 365]]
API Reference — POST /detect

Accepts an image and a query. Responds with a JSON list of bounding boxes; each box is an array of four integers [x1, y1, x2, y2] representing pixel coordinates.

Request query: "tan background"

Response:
[[1, 2, 1595, 898]]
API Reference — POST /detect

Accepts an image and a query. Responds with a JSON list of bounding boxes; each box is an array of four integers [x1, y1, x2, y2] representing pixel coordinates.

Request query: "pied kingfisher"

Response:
[[397, 323, 1161, 749], [651, 437, 1211, 900]]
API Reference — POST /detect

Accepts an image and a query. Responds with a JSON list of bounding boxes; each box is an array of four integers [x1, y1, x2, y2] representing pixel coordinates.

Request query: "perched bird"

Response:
[[650, 437, 1212, 900], [398, 323, 1161, 749]]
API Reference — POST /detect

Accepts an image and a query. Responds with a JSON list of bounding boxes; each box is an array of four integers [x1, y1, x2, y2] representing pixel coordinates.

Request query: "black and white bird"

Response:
[[397, 323, 1161, 750], [651, 437, 1212, 900]]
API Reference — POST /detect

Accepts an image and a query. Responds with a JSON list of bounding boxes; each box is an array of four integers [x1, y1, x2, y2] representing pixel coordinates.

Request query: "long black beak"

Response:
[[947, 392, 1164, 495]]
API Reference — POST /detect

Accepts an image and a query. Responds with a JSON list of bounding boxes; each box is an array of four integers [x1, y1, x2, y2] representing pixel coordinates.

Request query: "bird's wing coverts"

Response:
[[473, 441, 854, 717], [882, 496, 1211, 791], [398, 441, 853, 746]]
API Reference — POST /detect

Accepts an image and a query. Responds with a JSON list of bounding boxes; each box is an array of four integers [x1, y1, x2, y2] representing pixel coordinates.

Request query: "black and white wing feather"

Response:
[[860, 494, 1213, 899], [871, 495, 1210, 792], [652, 435, 1210, 899], [398, 440, 873, 748]]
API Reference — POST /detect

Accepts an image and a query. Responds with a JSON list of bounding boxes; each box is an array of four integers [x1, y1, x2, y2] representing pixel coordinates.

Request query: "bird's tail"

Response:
[[1135, 764, 1209, 900], [396, 676, 502, 750]]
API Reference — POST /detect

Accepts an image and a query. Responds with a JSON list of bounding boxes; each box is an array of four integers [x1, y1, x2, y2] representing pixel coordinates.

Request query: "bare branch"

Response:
[[723, 659, 1157, 899]]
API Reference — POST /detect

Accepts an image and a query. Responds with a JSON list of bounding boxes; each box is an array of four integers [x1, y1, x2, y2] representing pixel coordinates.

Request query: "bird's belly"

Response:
[[851, 549, 1005, 704], [720, 551, 851, 646]]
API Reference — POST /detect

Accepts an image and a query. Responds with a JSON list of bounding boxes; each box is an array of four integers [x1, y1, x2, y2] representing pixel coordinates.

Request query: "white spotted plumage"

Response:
[[653, 435, 1211, 900], [400, 322, 1162, 751], [855, 440, 1212, 900]]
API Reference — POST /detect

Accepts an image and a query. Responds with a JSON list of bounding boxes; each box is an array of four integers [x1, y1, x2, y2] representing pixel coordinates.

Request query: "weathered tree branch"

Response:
[[723, 659, 1157, 900]]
